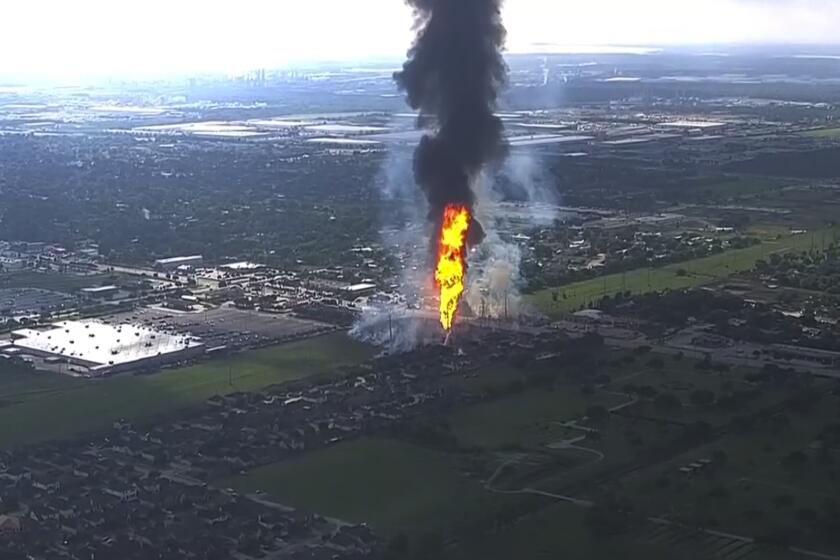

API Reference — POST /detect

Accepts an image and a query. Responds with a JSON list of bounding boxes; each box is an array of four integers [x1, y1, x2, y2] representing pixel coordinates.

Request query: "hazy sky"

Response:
[[2, 0, 838, 79]]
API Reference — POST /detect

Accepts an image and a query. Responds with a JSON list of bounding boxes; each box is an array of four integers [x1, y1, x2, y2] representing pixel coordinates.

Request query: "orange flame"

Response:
[[435, 204, 471, 331]]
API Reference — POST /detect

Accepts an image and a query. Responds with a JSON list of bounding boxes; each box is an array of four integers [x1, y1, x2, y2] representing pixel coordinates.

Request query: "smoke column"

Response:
[[395, 0, 509, 247]]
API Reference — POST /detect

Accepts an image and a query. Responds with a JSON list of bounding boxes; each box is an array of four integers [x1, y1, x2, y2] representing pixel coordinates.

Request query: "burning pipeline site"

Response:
[[353, 0, 528, 350]]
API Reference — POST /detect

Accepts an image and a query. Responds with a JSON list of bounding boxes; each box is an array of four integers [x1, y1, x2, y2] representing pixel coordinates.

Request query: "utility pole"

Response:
[[388, 311, 393, 349]]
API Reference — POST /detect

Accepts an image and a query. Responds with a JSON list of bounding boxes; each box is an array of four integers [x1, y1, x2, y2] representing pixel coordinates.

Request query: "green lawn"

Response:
[[0, 271, 111, 292], [0, 364, 80, 397], [692, 175, 789, 198], [447, 389, 599, 449], [0, 333, 373, 447], [802, 127, 840, 139], [219, 437, 512, 537], [529, 229, 837, 317]]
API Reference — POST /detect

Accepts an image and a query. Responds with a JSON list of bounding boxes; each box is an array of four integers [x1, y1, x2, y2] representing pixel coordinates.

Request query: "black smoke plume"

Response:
[[395, 0, 508, 247]]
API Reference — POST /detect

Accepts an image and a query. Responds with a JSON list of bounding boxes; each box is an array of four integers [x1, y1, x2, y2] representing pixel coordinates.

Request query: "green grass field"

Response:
[[220, 437, 512, 537], [0, 333, 373, 447], [692, 175, 789, 199], [529, 229, 837, 317], [0, 364, 79, 397], [0, 271, 111, 292], [802, 127, 840, 139], [447, 389, 592, 449]]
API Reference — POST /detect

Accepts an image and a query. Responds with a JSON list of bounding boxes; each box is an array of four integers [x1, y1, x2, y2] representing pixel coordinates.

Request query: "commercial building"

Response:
[[5, 320, 204, 375], [80, 285, 120, 300], [0, 257, 26, 271], [342, 283, 377, 299], [154, 255, 203, 271]]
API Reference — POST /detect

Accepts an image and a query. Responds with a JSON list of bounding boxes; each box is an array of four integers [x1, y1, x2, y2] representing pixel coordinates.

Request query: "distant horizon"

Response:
[[3, 42, 840, 87], [2, 0, 840, 82]]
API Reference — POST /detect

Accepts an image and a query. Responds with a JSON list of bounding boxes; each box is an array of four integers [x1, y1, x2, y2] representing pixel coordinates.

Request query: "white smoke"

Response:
[[465, 149, 557, 321], [350, 136, 436, 352], [349, 307, 440, 353], [501, 151, 558, 226], [464, 229, 522, 320]]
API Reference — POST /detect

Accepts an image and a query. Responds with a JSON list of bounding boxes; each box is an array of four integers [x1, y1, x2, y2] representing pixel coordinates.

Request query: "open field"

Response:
[[0, 332, 373, 448], [448, 388, 621, 449], [529, 229, 839, 317], [0, 364, 80, 403], [802, 127, 840, 139], [691, 175, 790, 199], [219, 437, 517, 537], [0, 271, 111, 293]]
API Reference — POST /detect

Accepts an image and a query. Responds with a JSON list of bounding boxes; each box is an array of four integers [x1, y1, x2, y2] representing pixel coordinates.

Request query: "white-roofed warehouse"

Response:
[[7, 320, 204, 375]]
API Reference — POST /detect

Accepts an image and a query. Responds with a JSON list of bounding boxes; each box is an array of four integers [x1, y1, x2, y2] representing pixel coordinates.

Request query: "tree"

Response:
[[795, 508, 818, 524], [655, 392, 680, 411], [384, 535, 409, 560], [585, 496, 635, 536], [506, 380, 525, 395], [773, 494, 795, 509], [412, 533, 444, 560], [709, 485, 730, 499], [510, 352, 533, 369], [586, 405, 610, 425], [757, 523, 802, 548], [690, 390, 716, 406], [711, 362, 731, 373], [782, 450, 808, 469], [647, 357, 665, 370]]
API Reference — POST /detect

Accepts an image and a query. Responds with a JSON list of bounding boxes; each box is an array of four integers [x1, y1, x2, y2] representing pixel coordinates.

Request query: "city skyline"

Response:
[[2, 0, 840, 80]]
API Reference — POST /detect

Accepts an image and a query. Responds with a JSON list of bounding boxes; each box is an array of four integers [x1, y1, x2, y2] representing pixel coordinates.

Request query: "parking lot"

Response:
[[106, 306, 333, 349], [0, 287, 79, 319]]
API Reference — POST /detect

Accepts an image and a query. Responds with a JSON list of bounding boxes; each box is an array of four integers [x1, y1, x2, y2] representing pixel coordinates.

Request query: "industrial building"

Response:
[[1, 320, 204, 376], [80, 285, 120, 300], [154, 255, 204, 271]]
